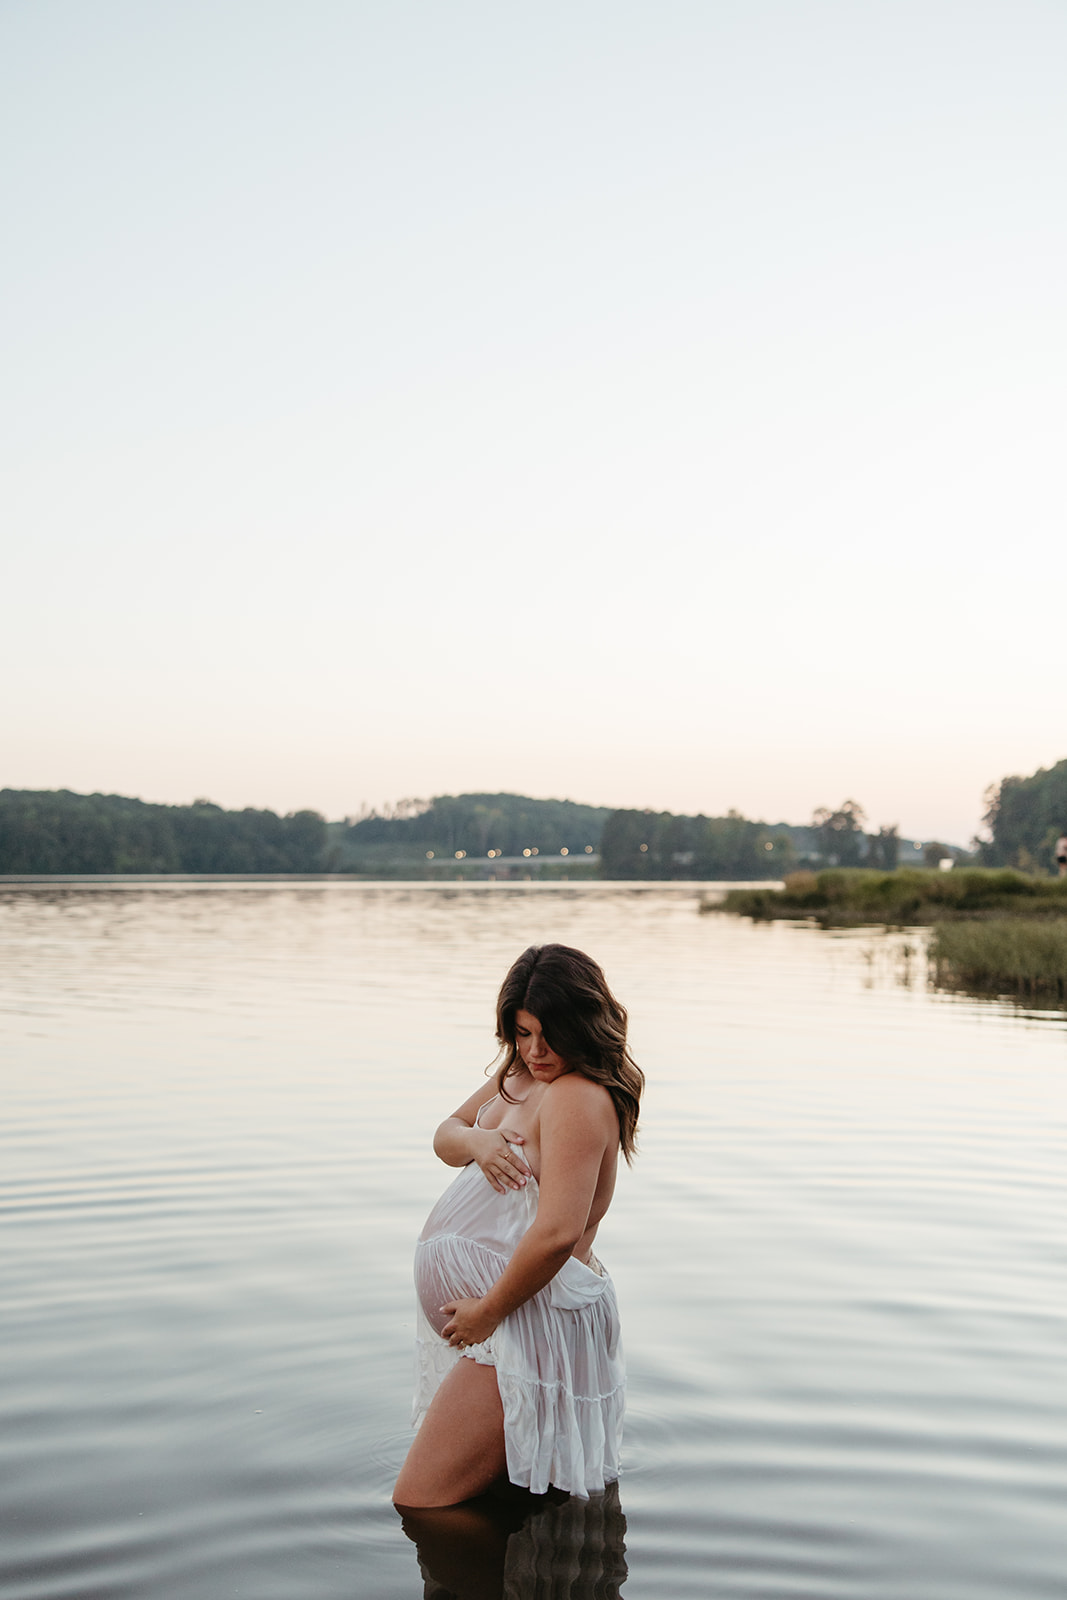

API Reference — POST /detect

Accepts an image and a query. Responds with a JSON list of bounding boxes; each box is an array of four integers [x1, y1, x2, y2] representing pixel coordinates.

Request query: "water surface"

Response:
[[2, 883, 1064, 1598]]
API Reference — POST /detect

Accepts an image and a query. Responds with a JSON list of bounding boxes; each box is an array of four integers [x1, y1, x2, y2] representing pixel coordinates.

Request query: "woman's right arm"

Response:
[[432, 1082, 532, 1193]]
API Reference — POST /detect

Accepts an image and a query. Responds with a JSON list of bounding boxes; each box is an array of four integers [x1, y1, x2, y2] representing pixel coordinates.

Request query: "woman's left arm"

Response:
[[440, 1075, 615, 1348]]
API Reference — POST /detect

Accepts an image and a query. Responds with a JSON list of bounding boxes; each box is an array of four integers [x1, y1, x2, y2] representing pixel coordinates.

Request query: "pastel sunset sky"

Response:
[[5, 1, 1064, 843]]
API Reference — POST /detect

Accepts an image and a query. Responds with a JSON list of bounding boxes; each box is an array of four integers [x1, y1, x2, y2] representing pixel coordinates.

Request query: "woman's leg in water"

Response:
[[393, 1358, 508, 1508]]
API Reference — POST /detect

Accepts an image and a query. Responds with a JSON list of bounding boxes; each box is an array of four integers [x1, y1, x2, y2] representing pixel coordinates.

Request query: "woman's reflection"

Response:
[[400, 1479, 627, 1600]]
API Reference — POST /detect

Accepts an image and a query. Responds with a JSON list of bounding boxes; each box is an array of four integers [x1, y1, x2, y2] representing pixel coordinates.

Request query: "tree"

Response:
[[599, 809, 657, 878], [811, 800, 867, 866], [980, 759, 1067, 871], [866, 825, 900, 871], [599, 806, 794, 879]]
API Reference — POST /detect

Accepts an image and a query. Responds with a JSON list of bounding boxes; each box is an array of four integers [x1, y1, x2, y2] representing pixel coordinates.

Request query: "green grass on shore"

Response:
[[930, 919, 1067, 996], [710, 867, 1067, 926]]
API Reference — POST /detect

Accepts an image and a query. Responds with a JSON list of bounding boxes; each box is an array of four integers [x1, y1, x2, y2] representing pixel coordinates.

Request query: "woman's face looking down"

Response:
[[514, 1010, 571, 1084]]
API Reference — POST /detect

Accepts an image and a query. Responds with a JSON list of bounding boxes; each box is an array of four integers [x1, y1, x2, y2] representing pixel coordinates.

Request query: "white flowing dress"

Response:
[[412, 1105, 625, 1499]]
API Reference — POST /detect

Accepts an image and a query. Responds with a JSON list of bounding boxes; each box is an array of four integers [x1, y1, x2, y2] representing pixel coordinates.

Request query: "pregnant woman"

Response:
[[393, 943, 643, 1509]]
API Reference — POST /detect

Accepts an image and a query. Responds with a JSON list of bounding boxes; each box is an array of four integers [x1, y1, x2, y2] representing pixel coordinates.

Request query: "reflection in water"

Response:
[[401, 1480, 627, 1600]]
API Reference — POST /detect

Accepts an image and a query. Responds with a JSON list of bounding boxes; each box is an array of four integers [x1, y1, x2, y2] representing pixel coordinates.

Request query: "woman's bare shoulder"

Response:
[[552, 1070, 610, 1097], [543, 1072, 616, 1126]]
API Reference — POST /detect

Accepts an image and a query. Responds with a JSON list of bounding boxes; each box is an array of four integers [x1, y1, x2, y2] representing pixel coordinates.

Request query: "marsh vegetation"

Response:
[[929, 920, 1067, 997], [712, 867, 1067, 927], [713, 867, 1067, 1000]]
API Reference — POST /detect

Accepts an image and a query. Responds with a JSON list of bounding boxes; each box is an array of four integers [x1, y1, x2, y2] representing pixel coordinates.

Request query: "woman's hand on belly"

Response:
[[440, 1295, 499, 1349], [470, 1128, 532, 1194]]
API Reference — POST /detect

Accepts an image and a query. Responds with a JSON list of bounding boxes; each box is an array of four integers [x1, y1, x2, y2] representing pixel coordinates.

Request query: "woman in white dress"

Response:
[[393, 944, 643, 1508]]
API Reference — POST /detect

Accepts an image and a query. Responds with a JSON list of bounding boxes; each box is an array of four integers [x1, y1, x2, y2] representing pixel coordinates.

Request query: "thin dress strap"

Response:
[[474, 1094, 499, 1128]]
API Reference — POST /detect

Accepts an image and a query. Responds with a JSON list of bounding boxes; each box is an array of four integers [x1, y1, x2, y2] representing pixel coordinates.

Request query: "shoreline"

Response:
[[0, 875, 783, 890]]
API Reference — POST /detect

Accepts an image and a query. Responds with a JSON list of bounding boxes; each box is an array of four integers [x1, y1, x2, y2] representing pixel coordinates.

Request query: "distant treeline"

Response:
[[600, 801, 915, 879], [0, 787, 792, 877], [341, 795, 818, 876], [0, 788, 610, 875], [600, 809, 796, 879], [0, 790, 327, 874], [340, 793, 612, 862], [3, 756, 1064, 876]]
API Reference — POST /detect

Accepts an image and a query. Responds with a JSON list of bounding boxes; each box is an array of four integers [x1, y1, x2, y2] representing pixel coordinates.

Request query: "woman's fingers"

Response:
[[441, 1304, 465, 1344], [441, 1299, 478, 1347], [497, 1132, 531, 1178], [475, 1128, 530, 1189], [495, 1156, 526, 1188]]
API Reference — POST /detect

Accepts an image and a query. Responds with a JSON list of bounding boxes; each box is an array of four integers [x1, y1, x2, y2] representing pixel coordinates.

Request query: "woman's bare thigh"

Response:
[[393, 1359, 508, 1509]]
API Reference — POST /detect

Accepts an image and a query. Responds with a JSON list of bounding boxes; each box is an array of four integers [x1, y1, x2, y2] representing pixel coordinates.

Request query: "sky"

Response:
[[3, 1, 1065, 845]]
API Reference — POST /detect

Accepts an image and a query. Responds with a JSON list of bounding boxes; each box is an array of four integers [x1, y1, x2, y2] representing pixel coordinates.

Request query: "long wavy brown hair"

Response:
[[493, 944, 644, 1162]]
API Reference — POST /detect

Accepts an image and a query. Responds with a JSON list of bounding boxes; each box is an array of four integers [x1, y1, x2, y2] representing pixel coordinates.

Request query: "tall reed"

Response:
[[930, 920, 1067, 995]]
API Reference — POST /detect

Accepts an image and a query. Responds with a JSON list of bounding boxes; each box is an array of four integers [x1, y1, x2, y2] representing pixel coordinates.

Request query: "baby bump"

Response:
[[415, 1232, 507, 1337]]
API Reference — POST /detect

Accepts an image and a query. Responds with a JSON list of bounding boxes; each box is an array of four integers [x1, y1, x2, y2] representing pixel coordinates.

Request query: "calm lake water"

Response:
[[2, 882, 1064, 1600]]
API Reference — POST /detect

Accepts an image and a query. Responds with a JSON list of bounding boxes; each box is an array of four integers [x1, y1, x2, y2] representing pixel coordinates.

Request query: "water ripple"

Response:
[[2, 885, 1065, 1599]]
